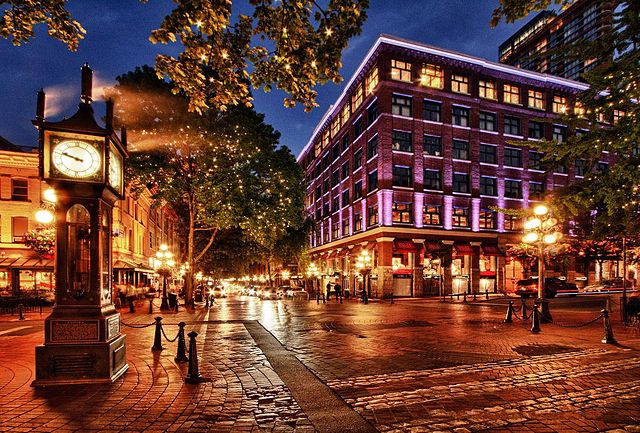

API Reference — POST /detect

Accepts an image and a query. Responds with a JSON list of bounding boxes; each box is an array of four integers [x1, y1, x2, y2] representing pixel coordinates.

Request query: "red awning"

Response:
[[481, 244, 504, 256], [425, 241, 444, 252], [327, 251, 338, 259], [454, 243, 478, 256], [337, 248, 349, 257], [394, 239, 418, 253]]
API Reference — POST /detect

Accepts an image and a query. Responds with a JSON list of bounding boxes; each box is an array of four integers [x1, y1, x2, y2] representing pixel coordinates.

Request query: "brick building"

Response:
[[297, 34, 611, 299]]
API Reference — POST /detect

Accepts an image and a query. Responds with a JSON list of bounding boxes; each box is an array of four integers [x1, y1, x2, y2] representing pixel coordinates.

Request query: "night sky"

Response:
[[0, 1, 533, 156]]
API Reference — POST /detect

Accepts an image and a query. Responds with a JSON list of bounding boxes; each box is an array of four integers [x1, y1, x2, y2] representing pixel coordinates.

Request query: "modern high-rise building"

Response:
[[297, 34, 612, 299], [498, 0, 615, 80]]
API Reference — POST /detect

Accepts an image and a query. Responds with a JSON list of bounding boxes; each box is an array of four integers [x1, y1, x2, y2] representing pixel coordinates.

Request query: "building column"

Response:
[[470, 242, 481, 295], [471, 198, 481, 232], [412, 239, 424, 297], [442, 240, 454, 296], [497, 255, 506, 294], [414, 193, 424, 228], [443, 196, 453, 230], [376, 237, 394, 298]]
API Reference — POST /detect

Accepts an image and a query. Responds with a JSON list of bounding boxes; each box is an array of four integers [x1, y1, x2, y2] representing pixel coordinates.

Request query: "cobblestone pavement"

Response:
[[0, 295, 639, 432]]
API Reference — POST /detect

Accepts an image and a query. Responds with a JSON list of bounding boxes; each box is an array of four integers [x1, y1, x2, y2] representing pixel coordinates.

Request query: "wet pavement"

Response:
[[0, 295, 639, 432]]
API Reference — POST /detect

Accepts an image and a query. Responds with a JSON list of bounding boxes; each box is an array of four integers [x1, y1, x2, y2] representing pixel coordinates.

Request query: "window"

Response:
[[420, 64, 444, 88], [555, 163, 568, 175], [479, 80, 497, 100], [342, 218, 350, 237], [331, 118, 340, 138], [424, 169, 442, 190], [479, 209, 496, 229], [453, 173, 470, 193], [365, 67, 378, 94], [392, 202, 413, 224], [575, 159, 586, 177], [553, 125, 567, 143], [452, 106, 469, 127], [353, 117, 363, 137], [504, 148, 522, 167], [391, 130, 412, 152], [503, 84, 520, 104], [341, 135, 350, 153], [504, 214, 521, 231], [340, 104, 350, 126], [423, 135, 442, 156], [315, 185, 321, 200], [529, 182, 544, 200], [391, 59, 412, 82], [322, 153, 330, 170], [529, 151, 544, 170], [354, 213, 362, 232], [480, 144, 497, 164], [613, 109, 626, 125], [367, 100, 379, 124], [367, 170, 378, 192], [505, 180, 522, 199], [393, 165, 413, 188], [529, 121, 544, 139], [332, 221, 340, 239], [423, 100, 441, 122], [479, 112, 496, 131], [341, 189, 350, 207], [341, 163, 349, 180], [366, 136, 378, 160], [423, 205, 441, 226], [597, 162, 609, 172], [323, 178, 329, 194], [480, 176, 497, 196], [352, 83, 363, 109], [504, 116, 521, 136], [452, 140, 469, 160], [452, 207, 469, 227], [332, 197, 339, 213], [332, 145, 340, 160], [553, 95, 567, 113], [451, 74, 469, 94], [367, 205, 379, 226], [11, 179, 28, 201], [12, 216, 28, 243], [528, 89, 544, 109], [392, 94, 412, 117], [331, 170, 340, 187], [353, 148, 362, 170], [354, 181, 363, 200]]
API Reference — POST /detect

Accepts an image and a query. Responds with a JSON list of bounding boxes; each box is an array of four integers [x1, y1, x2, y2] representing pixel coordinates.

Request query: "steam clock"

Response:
[[33, 65, 128, 385]]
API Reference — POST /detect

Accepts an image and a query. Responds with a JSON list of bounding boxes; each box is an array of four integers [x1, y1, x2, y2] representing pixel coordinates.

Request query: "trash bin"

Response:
[[168, 293, 177, 309]]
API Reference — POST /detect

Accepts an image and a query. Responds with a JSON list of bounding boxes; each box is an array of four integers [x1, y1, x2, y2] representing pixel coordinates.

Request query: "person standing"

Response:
[[326, 282, 332, 301], [126, 282, 136, 313], [334, 283, 342, 301]]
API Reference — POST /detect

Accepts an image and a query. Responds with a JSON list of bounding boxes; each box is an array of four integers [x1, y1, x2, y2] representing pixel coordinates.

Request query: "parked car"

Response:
[[582, 278, 634, 293], [211, 286, 226, 298], [284, 286, 308, 299], [513, 277, 559, 298], [547, 277, 579, 297], [260, 287, 280, 300]]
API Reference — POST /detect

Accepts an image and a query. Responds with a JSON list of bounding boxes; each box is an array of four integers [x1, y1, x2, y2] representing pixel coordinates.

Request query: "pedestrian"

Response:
[[126, 282, 136, 313], [326, 282, 332, 301], [334, 283, 342, 300]]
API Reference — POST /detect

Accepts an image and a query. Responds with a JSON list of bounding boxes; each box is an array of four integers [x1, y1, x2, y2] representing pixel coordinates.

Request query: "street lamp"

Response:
[[522, 204, 562, 321], [306, 262, 320, 293], [154, 243, 175, 310], [355, 249, 372, 303], [35, 188, 57, 225]]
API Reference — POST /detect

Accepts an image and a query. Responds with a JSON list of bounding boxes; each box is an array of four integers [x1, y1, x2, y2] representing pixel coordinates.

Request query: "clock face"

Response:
[[52, 140, 101, 179], [109, 148, 123, 193]]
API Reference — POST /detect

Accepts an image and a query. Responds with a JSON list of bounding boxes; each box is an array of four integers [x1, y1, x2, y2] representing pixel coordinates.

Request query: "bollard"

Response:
[[601, 309, 617, 344], [322, 293, 326, 304], [174, 299, 179, 312], [149, 298, 154, 314], [151, 316, 164, 351], [530, 304, 541, 333], [390, 293, 394, 304], [473, 292, 477, 302], [463, 293, 467, 303], [363, 289, 368, 305], [316, 290, 320, 304], [504, 301, 514, 324], [339, 293, 343, 304], [485, 290, 489, 300], [18, 303, 25, 321], [521, 299, 527, 319], [175, 322, 189, 362], [185, 331, 204, 383]]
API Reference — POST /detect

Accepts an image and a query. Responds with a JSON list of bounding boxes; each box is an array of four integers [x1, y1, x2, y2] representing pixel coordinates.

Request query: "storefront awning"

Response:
[[481, 244, 504, 256], [0, 257, 54, 270], [113, 258, 155, 273], [337, 248, 350, 257], [454, 243, 478, 256], [347, 241, 376, 257], [327, 250, 338, 259], [425, 241, 444, 252], [394, 239, 418, 253]]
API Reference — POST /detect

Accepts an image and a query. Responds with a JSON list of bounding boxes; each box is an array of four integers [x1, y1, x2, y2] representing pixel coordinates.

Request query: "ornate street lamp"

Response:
[[35, 188, 57, 225], [154, 244, 175, 310], [355, 249, 372, 303], [306, 262, 320, 293], [522, 204, 562, 321]]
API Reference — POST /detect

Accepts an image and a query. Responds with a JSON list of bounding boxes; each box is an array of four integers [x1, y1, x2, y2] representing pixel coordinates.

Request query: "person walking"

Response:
[[326, 282, 332, 301], [126, 282, 136, 313], [334, 283, 342, 302]]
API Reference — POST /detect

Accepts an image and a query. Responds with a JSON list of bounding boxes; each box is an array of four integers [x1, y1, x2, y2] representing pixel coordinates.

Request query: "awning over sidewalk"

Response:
[[394, 239, 419, 253], [113, 258, 155, 273], [453, 243, 478, 256], [425, 241, 444, 253], [0, 257, 54, 270], [481, 244, 504, 256]]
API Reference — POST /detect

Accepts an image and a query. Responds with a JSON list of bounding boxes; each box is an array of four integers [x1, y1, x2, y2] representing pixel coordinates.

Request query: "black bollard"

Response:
[[316, 290, 320, 304], [18, 303, 24, 321], [601, 309, 617, 344], [174, 299, 179, 312], [152, 316, 164, 351], [322, 293, 326, 304], [485, 290, 489, 300], [463, 293, 467, 303], [175, 322, 189, 362], [363, 290, 368, 305], [473, 292, 477, 302], [504, 301, 514, 323], [531, 304, 541, 333], [521, 299, 527, 319], [185, 331, 204, 383], [339, 293, 343, 304], [149, 298, 154, 314]]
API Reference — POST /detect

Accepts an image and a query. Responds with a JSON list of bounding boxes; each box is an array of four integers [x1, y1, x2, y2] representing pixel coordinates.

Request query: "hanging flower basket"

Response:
[[24, 227, 56, 258]]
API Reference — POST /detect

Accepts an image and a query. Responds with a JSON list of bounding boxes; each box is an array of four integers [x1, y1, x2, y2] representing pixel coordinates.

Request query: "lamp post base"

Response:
[[538, 298, 552, 323], [160, 296, 170, 311]]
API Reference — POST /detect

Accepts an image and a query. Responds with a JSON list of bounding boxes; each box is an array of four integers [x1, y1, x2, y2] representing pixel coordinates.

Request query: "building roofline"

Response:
[[297, 34, 589, 162], [498, 10, 554, 53]]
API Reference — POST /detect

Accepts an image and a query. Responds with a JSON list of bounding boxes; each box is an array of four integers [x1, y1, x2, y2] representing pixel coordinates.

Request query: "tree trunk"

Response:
[[185, 202, 196, 303]]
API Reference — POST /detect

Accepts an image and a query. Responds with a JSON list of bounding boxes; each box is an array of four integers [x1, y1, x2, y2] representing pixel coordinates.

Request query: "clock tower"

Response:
[[32, 65, 128, 385]]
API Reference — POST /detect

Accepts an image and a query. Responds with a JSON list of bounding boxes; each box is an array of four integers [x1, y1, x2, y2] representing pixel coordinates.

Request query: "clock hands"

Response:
[[62, 152, 84, 163]]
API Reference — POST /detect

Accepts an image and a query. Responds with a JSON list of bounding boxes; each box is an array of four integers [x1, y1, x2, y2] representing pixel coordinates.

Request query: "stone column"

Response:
[[497, 255, 506, 294], [470, 242, 481, 295], [442, 240, 454, 296], [376, 237, 394, 298], [412, 239, 425, 297]]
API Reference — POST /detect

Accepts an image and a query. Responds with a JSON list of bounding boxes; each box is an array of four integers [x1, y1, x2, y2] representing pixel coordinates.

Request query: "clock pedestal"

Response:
[[32, 65, 128, 386]]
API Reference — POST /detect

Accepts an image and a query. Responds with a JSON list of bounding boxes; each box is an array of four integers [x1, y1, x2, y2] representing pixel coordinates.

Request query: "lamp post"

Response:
[[522, 204, 562, 322], [154, 244, 175, 311], [306, 262, 320, 294], [355, 250, 372, 303]]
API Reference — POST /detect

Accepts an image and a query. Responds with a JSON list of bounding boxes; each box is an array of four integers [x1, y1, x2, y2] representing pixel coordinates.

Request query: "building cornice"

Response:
[[0, 150, 38, 169]]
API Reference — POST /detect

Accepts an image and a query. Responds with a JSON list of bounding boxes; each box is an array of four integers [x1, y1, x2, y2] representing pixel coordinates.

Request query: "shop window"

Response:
[[504, 214, 521, 231], [423, 205, 441, 225], [452, 207, 469, 227], [392, 202, 413, 224]]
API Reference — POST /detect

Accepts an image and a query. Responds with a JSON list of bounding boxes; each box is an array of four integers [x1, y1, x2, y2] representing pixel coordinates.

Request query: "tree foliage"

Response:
[[1, 0, 369, 113]]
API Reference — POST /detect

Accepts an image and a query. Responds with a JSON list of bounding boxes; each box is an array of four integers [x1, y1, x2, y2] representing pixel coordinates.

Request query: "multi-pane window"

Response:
[[353, 117, 363, 137], [391, 130, 412, 152], [480, 176, 497, 196], [332, 197, 339, 213], [452, 106, 469, 127], [553, 95, 567, 113], [342, 218, 350, 237], [529, 121, 544, 139], [504, 148, 522, 167], [366, 135, 378, 160], [367, 205, 379, 226], [424, 169, 442, 190], [504, 214, 520, 231], [553, 125, 567, 143], [367, 170, 378, 192], [423, 205, 441, 226], [420, 64, 444, 88], [452, 140, 469, 160], [365, 67, 379, 94], [504, 180, 522, 199], [392, 202, 413, 224], [391, 59, 412, 82], [452, 207, 469, 227], [392, 165, 413, 188], [451, 74, 469, 94], [315, 208, 321, 221], [528, 89, 544, 109], [479, 80, 497, 99], [480, 144, 497, 164], [332, 221, 340, 239], [575, 159, 586, 177], [331, 118, 340, 138], [353, 148, 362, 170], [341, 162, 349, 180], [352, 83, 363, 109], [11, 179, 28, 201], [555, 163, 568, 175], [479, 210, 496, 229], [453, 173, 470, 193], [323, 202, 329, 217], [424, 135, 442, 156], [423, 100, 441, 122], [354, 181, 363, 200], [322, 153, 330, 170], [529, 182, 544, 200], [613, 109, 626, 125], [529, 151, 544, 170], [332, 145, 340, 160], [392, 94, 412, 117], [479, 111, 496, 131], [597, 162, 609, 172], [354, 213, 362, 232], [341, 189, 350, 207], [367, 100, 379, 124], [331, 170, 340, 187], [503, 84, 520, 104], [341, 135, 350, 153], [12, 216, 28, 243], [504, 116, 521, 136], [323, 178, 329, 193], [315, 185, 321, 200], [340, 104, 350, 126]]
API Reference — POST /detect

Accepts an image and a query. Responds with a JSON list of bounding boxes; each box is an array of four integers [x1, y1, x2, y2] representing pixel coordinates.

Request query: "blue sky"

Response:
[[0, 1, 533, 156]]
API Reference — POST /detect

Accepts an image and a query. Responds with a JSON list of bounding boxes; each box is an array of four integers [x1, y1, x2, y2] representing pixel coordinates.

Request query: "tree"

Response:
[[1, 0, 369, 113]]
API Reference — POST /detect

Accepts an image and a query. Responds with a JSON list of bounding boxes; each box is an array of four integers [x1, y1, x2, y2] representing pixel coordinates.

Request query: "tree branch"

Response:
[[194, 227, 219, 263]]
